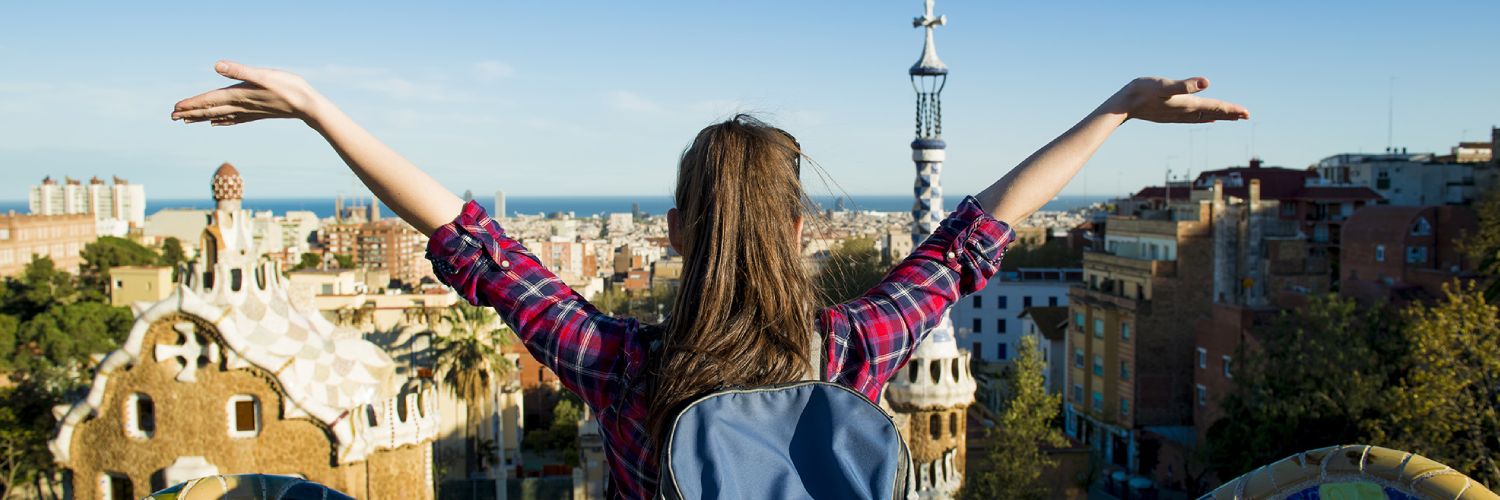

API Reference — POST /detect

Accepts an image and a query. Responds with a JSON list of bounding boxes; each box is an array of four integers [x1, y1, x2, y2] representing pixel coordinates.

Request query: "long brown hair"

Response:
[[646, 114, 817, 448]]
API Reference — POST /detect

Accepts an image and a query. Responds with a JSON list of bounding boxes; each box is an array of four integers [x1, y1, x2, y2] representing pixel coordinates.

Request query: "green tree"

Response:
[[963, 335, 1066, 499], [291, 252, 322, 271], [333, 254, 355, 269], [1462, 188, 1500, 301], [158, 237, 187, 267], [1, 256, 81, 321], [435, 303, 516, 477], [1204, 294, 1403, 480], [79, 236, 159, 292], [1368, 282, 1500, 487], [815, 237, 886, 307], [11, 302, 133, 389], [0, 382, 63, 500]]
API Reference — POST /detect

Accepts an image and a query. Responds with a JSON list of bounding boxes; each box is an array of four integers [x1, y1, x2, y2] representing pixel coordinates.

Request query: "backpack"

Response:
[[654, 332, 912, 500]]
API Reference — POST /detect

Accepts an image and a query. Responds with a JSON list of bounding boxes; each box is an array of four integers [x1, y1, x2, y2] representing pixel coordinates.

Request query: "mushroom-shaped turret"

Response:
[[212, 162, 244, 211]]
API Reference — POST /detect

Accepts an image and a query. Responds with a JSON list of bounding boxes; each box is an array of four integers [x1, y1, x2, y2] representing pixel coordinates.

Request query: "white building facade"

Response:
[[950, 268, 1081, 364], [30, 176, 147, 236]]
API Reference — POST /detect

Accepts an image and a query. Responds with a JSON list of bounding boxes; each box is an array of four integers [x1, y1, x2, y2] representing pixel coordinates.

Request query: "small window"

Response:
[[929, 414, 941, 439], [1092, 355, 1103, 376], [1121, 322, 1131, 341], [1375, 244, 1386, 262], [1073, 311, 1084, 328], [1196, 347, 1207, 369], [1222, 355, 1233, 379], [1093, 319, 1104, 338], [1072, 384, 1083, 402], [1405, 246, 1428, 264], [1120, 398, 1130, 418], [997, 296, 1008, 310], [972, 295, 982, 309], [1023, 296, 1033, 308], [125, 393, 155, 439], [1410, 217, 1432, 236], [1120, 361, 1130, 381], [1073, 348, 1084, 368], [950, 358, 960, 383], [1091, 391, 1103, 411], [996, 318, 1007, 334], [1196, 384, 1207, 406], [997, 343, 1008, 360], [227, 395, 261, 438], [928, 360, 941, 384], [908, 364, 919, 383], [101, 473, 133, 500], [972, 342, 983, 360], [971, 318, 981, 333], [948, 412, 957, 436], [1048, 296, 1058, 307]]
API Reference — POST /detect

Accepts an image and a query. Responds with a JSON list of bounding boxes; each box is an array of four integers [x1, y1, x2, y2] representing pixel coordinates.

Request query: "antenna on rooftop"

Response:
[[1386, 76, 1395, 151]]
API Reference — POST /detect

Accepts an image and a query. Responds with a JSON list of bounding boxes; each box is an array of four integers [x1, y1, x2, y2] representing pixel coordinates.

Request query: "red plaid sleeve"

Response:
[[819, 196, 1015, 400], [426, 201, 646, 412]]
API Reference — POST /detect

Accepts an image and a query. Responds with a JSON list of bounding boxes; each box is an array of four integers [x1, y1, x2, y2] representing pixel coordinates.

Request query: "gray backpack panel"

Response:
[[657, 381, 910, 500]]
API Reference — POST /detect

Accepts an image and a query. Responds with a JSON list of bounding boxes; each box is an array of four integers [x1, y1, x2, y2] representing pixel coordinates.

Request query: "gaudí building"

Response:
[[49, 164, 440, 499], [881, 1, 976, 498]]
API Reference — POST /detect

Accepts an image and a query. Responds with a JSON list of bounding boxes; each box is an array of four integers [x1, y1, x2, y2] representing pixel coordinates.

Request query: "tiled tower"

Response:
[[882, 1, 976, 497]]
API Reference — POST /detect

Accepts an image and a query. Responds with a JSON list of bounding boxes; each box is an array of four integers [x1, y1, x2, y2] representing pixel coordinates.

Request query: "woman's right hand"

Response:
[[171, 61, 323, 126]]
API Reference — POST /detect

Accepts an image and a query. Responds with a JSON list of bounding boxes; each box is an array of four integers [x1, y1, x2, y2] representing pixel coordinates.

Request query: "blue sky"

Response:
[[1, 1, 1496, 200]]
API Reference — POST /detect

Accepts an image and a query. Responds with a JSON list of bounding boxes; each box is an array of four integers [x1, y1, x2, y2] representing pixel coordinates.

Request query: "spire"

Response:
[[910, 0, 948, 76]]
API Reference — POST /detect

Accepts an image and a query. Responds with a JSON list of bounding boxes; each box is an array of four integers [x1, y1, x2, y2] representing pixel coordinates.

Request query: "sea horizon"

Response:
[[0, 194, 1116, 219]]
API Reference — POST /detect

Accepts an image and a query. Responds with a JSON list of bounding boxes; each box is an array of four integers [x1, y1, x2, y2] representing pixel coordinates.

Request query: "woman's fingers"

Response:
[[1191, 97, 1250, 121], [1153, 77, 1209, 97], [214, 60, 264, 84], [172, 104, 251, 121]]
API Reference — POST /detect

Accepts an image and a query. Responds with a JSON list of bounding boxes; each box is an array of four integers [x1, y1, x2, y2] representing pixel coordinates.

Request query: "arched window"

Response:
[[929, 360, 941, 385], [929, 414, 941, 439], [950, 358, 960, 382], [125, 393, 155, 439], [908, 364, 919, 384], [949, 412, 958, 436]]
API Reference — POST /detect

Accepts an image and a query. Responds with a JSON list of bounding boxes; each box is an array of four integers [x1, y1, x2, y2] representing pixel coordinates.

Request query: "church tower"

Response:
[[882, 1, 976, 497]]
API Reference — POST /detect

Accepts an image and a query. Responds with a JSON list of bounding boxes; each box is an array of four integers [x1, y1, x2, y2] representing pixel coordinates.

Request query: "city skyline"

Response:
[[2, 1, 1497, 200]]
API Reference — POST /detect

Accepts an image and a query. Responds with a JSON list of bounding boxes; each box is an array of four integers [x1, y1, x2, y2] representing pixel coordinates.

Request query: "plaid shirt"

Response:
[[426, 196, 1013, 499]]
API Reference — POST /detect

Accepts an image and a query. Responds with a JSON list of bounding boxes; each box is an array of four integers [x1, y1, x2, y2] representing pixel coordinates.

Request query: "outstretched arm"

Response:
[[976, 77, 1249, 224], [171, 61, 463, 235]]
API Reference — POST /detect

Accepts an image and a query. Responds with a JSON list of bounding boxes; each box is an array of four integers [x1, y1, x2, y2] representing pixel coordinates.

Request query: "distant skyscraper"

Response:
[[882, 1, 975, 497], [494, 190, 507, 220], [29, 175, 147, 229]]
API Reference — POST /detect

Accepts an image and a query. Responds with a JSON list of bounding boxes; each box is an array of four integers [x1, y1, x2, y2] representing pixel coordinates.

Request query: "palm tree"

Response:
[[434, 303, 517, 481]]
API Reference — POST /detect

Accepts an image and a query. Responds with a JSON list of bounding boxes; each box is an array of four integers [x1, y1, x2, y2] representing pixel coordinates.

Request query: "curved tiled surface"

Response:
[[1203, 445, 1498, 499]]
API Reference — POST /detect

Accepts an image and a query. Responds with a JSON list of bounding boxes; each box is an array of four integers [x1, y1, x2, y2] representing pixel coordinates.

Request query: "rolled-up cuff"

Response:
[[937, 196, 1015, 293]]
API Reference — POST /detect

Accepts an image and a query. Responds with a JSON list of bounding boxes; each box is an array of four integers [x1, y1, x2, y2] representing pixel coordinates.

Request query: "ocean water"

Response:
[[0, 194, 1112, 219]]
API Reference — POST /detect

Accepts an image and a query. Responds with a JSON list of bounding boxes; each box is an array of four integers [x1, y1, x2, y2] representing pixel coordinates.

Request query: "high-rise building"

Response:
[[494, 190, 507, 220], [880, 2, 974, 497], [29, 175, 147, 235]]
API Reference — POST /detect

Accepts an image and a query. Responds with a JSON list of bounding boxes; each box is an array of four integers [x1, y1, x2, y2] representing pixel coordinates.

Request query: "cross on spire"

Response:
[[910, 0, 948, 76]]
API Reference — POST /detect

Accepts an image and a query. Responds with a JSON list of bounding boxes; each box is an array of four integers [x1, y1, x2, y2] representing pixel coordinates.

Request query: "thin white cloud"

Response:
[[607, 90, 664, 113], [296, 64, 492, 104], [472, 61, 515, 81]]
